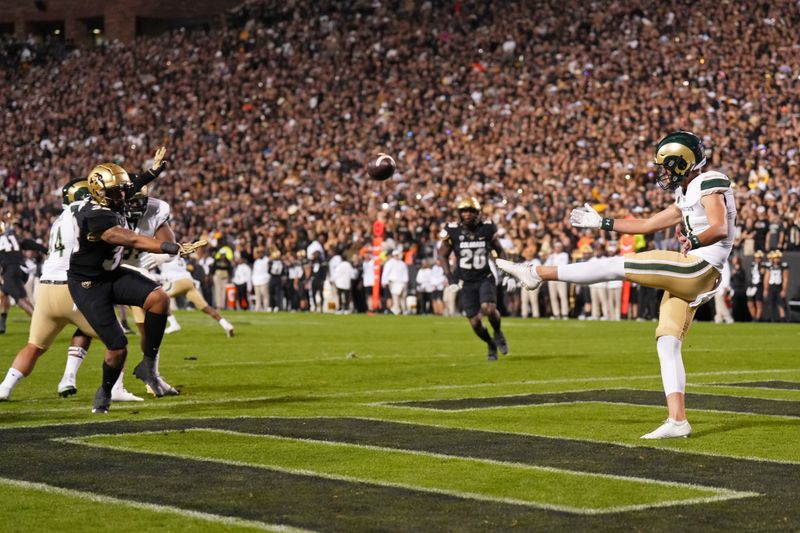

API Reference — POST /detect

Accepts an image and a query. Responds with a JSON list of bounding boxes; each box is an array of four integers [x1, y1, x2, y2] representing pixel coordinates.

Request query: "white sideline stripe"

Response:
[[0, 476, 312, 533], [7, 368, 800, 416], [59, 431, 757, 516]]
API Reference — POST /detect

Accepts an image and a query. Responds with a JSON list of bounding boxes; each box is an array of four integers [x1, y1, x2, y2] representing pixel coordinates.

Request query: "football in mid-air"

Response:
[[367, 153, 397, 181]]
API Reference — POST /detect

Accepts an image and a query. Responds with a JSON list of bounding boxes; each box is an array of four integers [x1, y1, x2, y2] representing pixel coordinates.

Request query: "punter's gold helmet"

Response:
[[87, 163, 132, 212], [754, 250, 765, 260], [767, 250, 783, 260], [456, 196, 481, 212]]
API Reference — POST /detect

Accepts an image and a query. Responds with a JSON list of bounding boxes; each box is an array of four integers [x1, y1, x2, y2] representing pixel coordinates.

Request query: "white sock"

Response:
[[112, 370, 125, 391], [556, 256, 625, 284], [63, 346, 87, 378], [219, 318, 233, 331], [167, 315, 179, 328], [657, 335, 685, 395], [1, 368, 24, 391]]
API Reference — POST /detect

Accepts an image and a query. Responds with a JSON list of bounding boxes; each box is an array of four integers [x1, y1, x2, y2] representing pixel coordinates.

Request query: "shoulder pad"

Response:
[[698, 171, 731, 194], [446, 222, 459, 228]]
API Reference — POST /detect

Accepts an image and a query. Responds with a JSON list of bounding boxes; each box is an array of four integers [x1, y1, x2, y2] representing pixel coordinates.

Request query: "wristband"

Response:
[[600, 217, 615, 231], [160, 241, 180, 255], [688, 233, 702, 250]]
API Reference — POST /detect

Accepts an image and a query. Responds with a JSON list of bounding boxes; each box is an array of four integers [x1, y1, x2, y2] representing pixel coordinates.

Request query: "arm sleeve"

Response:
[[130, 169, 160, 193], [21, 239, 48, 253]]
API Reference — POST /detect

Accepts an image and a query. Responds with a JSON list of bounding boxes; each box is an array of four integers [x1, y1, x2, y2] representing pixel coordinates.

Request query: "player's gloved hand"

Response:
[[177, 239, 208, 257], [569, 203, 603, 228], [139, 252, 171, 271], [150, 146, 167, 177]]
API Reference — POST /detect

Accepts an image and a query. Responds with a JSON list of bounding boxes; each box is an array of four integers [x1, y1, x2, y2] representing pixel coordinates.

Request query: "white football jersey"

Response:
[[674, 170, 737, 271], [41, 203, 82, 282], [160, 257, 193, 282], [124, 197, 171, 268]]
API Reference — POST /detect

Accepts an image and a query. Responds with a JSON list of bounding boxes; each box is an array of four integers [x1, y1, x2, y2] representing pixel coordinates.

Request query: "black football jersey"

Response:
[[440, 220, 497, 282], [68, 200, 128, 281], [766, 262, 788, 286], [0, 227, 46, 266], [0, 228, 23, 267]]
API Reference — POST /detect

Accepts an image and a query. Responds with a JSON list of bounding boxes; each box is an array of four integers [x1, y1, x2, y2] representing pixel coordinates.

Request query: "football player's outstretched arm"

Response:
[[100, 226, 175, 254], [131, 146, 167, 192], [571, 202, 681, 235]]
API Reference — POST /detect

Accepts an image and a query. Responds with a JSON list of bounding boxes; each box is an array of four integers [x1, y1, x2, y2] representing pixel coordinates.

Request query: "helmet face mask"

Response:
[[653, 131, 706, 191], [87, 163, 133, 212], [127, 186, 149, 219]]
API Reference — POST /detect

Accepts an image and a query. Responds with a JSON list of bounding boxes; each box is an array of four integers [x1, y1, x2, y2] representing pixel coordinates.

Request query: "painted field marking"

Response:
[[59, 429, 757, 515], [6, 368, 800, 417], [0, 476, 312, 533]]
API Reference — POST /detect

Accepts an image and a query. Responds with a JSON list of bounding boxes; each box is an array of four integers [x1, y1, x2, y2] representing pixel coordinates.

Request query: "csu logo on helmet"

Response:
[[654, 131, 706, 190]]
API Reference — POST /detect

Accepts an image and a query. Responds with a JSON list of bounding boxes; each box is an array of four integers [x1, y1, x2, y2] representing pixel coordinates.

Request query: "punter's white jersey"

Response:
[[124, 197, 171, 268], [160, 257, 193, 282], [675, 170, 736, 271], [41, 203, 80, 282]]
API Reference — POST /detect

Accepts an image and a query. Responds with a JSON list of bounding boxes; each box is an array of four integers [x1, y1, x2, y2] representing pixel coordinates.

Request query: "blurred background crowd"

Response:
[[1, 0, 798, 321]]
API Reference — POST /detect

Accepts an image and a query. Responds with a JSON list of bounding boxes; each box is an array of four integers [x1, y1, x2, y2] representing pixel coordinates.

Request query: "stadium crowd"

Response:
[[1, 0, 798, 321]]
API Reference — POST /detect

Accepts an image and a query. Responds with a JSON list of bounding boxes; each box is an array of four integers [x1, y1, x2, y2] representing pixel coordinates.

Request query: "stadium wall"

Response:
[[0, 0, 241, 42]]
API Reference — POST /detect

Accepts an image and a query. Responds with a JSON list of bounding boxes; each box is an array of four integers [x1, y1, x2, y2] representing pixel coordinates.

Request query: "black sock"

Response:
[[142, 311, 168, 360], [473, 324, 494, 346], [1, 313, 6, 320], [102, 362, 123, 394]]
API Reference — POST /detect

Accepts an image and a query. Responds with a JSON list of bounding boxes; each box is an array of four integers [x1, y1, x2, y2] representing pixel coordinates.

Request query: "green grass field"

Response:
[[1, 310, 799, 532]]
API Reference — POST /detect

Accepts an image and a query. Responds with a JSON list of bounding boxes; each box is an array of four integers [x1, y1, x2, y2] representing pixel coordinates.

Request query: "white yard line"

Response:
[[0, 477, 313, 533]]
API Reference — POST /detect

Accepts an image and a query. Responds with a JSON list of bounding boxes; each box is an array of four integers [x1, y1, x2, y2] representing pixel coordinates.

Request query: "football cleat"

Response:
[[164, 323, 182, 334], [640, 418, 692, 439], [146, 376, 179, 397], [0, 384, 11, 401], [487, 343, 498, 362], [493, 331, 509, 356], [111, 386, 144, 402], [220, 318, 235, 337], [133, 360, 166, 397], [0, 315, 6, 334], [57, 376, 78, 398], [495, 259, 542, 291], [91, 387, 111, 414]]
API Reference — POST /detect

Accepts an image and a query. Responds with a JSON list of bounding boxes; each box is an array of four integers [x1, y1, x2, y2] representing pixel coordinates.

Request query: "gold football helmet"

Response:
[[654, 131, 706, 190], [87, 163, 132, 211], [754, 250, 765, 259], [457, 197, 481, 212]]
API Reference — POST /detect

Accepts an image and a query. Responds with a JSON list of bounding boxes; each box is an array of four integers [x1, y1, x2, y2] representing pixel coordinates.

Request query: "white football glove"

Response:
[[569, 203, 603, 228], [139, 252, 171, 271]]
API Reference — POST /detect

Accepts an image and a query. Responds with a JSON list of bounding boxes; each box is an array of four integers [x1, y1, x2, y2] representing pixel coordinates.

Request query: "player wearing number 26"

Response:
[[438, 197, 509, 361]]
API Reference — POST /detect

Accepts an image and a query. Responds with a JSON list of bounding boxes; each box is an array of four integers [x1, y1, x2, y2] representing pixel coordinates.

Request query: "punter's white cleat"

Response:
[[0, 385, 11, 401], [640, 418, 692, 439], [58, 375, 78, 398], [220, 318, 235, 338], [496, 259, 542, 291], [111, 386, 144, 402]]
